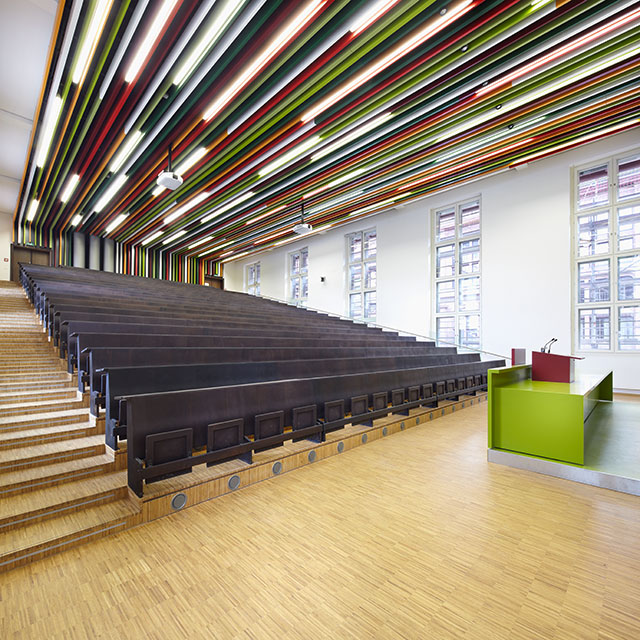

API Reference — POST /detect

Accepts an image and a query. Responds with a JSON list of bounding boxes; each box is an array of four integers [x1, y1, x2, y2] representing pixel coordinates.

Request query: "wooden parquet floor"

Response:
[[2, 401, 639, 640]]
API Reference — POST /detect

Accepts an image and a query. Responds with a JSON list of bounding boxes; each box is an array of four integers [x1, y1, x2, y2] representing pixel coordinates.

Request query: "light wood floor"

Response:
[[2, 402, 640, 640]]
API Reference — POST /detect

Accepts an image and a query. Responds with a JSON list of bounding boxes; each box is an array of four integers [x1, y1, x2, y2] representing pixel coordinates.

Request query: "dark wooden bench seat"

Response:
[[124, 359, 502, 496]]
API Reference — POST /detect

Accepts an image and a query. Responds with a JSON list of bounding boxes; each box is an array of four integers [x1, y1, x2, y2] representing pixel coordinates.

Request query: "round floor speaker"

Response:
[[171, 493, 187, 511]]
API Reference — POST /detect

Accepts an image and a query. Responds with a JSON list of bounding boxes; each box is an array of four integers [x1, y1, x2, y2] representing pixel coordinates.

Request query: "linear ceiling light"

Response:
[[72, 0, 113, 85], [105, 212, 129, 234], [201, 191, 255, 223], [70, 214, 84, 226], [188, 235, 214, 249], [514, 119, 640, 166], [162, 229, 187, 245], [141, 230, 164, 245], [350, 0, 401, 36], [26, 200, 39, 222], [125, 0, 178, 83], [477, 6, 640, 97], [203, 0, 326, 121], [244, 205, 286, 225], [259, 136, 321, 177], [110, 131, 143, 172], [94, 174, 127, 212], [164, 191, 211, 224], [197, 240, 233, 256], [36, 96, 63, 168], [60, 174, 80, 202], [312, 113, 392, 160], [174, 0, 244, 86], [348, 198, 396, 216], [221, 250, 249, 263], [301, 0, 475, 123]]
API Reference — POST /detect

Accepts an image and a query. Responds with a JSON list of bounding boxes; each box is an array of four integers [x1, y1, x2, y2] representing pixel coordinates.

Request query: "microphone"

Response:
[[541, 338, 557, 353]]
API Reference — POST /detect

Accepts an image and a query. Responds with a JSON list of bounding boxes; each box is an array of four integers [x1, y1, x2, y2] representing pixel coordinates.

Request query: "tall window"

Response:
[[433, 199, 481, 349], [246, 262, 260, 296], [347, 229, 377, 320], [574, 151, 640, 351], [288, 247, 308, 306]]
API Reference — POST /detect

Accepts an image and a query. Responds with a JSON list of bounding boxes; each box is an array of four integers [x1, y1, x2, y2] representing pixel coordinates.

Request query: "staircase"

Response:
[[0, 281, 139, 571]]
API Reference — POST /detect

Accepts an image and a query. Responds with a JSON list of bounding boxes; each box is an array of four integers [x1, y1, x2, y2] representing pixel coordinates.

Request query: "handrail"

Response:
[[259, 293, 510, 362]]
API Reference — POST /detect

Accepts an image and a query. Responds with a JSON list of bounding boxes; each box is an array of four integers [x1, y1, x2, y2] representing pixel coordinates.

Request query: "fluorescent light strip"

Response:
[[350, 0, 401, 36], [60, 174, 80, 203], [72, 0, 113, 85], [174, 0, 244, 85], [530, 0, 554, 9], [255, 230, 289, 245], [175, 147, 208, 174], [105, 213, 129, 234], [226, 26, 349, 134], [348, 198, 396, 216], [94, 174, 127, 212], [26, 200, 39, 222], [189, 235, 214, 249], [162, 230, 187, 245], [71, 214, 83, 226], [36, 96, 63, 168], [305, 168, 367, 198], [244, 205, 286, 225], [221, 251, 249, 262], [125, 0, 178, 83], [301, 0, 475, 123], [203, 0, 326, 121], [198, 242, 231, 257], [201, 191, 255, 223], [404, 138, 534, 190], [110, 131, 143, 172], [142, 230, 163, 246], [164, 191, 210, 224], [259, 136, 321, 177], [477, 6, 640, 97], [312, 113, 392, 161], [515, 119, 640, 165]]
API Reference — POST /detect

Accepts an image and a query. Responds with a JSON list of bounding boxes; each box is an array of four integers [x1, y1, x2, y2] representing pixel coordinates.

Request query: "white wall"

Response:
[[0, 212, 12, 280], [225, 130, 640, 390]]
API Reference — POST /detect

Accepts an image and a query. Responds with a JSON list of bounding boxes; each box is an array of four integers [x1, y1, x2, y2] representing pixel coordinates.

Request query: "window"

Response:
[[246, 262, 260, 296], [347, 228, 376, 320], [433, 199, 481, 349], [288, 247, 308, 306], [573, 150, 640, 351]]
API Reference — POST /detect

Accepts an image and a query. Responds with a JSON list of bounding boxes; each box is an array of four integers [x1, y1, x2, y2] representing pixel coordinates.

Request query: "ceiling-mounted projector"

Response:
[[293, 222, 313, 235], [292, 200, 312, 234], [157, 144, 183, 191]]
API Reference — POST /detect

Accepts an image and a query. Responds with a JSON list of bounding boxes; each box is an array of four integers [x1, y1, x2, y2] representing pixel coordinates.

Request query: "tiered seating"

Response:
[[20, 264, 504, 497]]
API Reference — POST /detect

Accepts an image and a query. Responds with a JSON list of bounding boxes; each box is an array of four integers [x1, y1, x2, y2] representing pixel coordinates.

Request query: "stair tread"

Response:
[[0, 421, 96, 443], [0, 453, 113, 488], [0, 388, 76, 400], [0, 498, 138, 557], [0, 470, 127, 521], [0, 435, 105, 464], [0, 408, 89, 426], [0, 397, 85, 412]]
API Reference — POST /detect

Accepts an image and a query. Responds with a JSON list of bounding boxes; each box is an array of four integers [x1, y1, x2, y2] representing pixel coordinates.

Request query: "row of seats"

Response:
[[20, 264, 504, 497]]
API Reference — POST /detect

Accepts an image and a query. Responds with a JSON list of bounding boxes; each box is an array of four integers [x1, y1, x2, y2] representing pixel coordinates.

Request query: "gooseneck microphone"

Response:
[[541, 338, 557, 353]]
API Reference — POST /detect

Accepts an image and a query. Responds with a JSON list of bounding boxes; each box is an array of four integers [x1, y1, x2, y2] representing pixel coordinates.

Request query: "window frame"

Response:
[[346, 228, 377, 321], [287, 246, 309, 306], [246, 261, 260, 296], [431, 197, 482, 350], [572, 148, 640, 353]]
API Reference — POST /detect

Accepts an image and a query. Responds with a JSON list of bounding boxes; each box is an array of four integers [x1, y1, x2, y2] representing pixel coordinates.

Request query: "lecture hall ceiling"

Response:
[[14, 0, 640, 264]]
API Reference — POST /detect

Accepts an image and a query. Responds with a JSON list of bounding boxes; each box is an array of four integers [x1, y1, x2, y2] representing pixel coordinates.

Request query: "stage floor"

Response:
[[489, 399, 640, 496]]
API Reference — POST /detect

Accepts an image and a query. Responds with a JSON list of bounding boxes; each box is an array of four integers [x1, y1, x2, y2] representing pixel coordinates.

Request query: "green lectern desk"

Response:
[[488, 365, 613, 465]]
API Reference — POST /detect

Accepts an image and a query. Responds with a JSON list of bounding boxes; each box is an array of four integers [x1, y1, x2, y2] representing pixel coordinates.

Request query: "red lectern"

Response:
[[531, 351, 582, 383]]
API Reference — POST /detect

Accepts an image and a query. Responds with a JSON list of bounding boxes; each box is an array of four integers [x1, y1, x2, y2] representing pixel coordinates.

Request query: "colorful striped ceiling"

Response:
[[14, 0, 640, 277]]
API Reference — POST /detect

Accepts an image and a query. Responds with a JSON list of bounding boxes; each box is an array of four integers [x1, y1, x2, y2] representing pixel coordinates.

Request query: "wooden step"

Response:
[[0, 435, 106, 472], [0, 421, 99, 448], [0, 470, 127, 532], [0, 497, 139, 572], [0, 396, 89, 418], [0, 388, 78, 404], [0, 408, 91, 432], [0, 379, 74, 392], [0, 453, 114, 495]]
